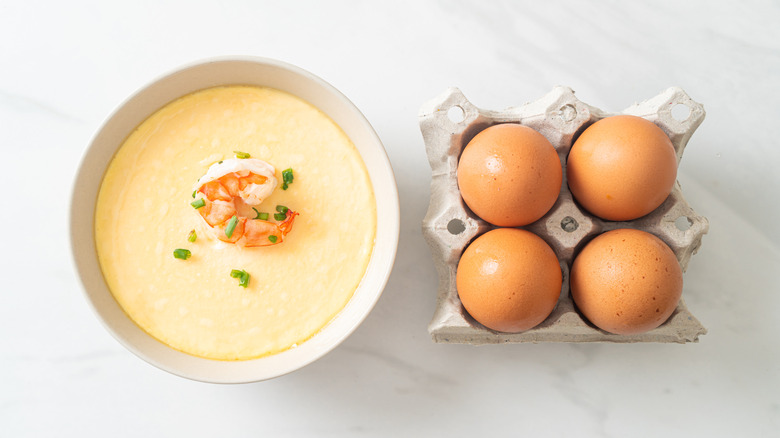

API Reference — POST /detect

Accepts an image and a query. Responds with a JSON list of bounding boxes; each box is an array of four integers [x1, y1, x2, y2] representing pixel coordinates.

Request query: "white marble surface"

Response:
[[2, 1, 778, 436]]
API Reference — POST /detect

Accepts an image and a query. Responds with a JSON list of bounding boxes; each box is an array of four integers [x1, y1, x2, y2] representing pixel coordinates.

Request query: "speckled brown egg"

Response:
[[456, 228, 562, 333], [567, 115, 677, 221], [570, 228, 682, 335], [457, 124, 562, 227]]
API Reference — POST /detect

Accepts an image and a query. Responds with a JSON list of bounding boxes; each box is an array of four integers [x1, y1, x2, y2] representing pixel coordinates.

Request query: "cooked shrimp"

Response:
[[193, 158, 298, 246]]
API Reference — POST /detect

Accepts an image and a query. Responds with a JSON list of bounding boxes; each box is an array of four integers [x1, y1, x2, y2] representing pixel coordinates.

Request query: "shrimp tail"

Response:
[[278, 209, 298, 236]]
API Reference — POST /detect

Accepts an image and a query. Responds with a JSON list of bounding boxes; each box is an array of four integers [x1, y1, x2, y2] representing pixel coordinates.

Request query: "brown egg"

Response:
[[570, 229, 682, 335], [457, 124, 562, 227], [456, 228, 562, 333], [567, 115, 677, 221]]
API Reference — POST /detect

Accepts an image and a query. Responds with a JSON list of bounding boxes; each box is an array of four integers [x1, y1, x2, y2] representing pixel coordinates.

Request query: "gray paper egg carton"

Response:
[[420, 86, 708, 344]]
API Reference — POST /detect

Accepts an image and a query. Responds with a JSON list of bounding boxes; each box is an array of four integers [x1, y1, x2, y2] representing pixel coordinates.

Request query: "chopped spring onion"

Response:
[[234, 151, 251, 159], [225, 215, 238, 238], [173, 249, 191, 260], [282, 168, 294, 190], [252, 207, 269, 221], [274, 212, 286, 221], [230, 269, 250, 288], [187, 230, 197, 243], [192, 190, 196, 198], [268, 235, 278, 243], [275, 205, 289, 214], [283, 168, 294, 183], [191, 198, 206, 209]]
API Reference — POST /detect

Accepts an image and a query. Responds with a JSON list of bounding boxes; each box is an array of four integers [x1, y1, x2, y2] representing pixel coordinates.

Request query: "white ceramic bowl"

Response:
[[71, 57, 399, 383]]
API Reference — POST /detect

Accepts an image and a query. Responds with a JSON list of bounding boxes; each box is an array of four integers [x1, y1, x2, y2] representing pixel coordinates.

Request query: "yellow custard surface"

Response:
[[95, 86, 376, 360]]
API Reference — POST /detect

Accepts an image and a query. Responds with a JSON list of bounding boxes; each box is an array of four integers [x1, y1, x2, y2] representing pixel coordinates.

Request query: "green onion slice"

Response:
[[191, 198, 206, 209], [282, 168, 294, 183], [234, 151, 251, 159], [230, 269, 250, 287], [252, 208, 269, 221], [192, 190, 196, 198], [173, 249, 191, 260], [268, 235, 278, 243], [187, 230, 197, 242], [275, 205, 289, 214], [281, 168, 293, 190], [273, 212, 286, 221], [225, 215, 238, 238]]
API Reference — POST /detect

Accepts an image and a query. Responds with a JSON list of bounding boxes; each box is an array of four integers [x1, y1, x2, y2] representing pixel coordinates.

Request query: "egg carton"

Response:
[[420, 86, 708, 344]]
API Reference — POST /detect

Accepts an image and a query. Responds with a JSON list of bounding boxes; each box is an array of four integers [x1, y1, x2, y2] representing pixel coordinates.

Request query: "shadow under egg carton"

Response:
[[419, 86, 709, 344]]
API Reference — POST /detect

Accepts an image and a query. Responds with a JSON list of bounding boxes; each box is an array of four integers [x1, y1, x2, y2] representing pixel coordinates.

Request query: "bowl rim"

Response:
[[70, 56, 399, 383]]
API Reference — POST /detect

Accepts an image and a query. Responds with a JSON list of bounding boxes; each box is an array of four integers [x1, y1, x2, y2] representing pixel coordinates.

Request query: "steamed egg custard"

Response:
[[95, 86, 376, 360]]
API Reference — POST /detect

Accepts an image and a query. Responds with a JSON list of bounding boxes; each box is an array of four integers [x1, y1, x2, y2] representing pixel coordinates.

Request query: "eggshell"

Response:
[[456, 228, 562, 333], [457, 124, 562, 227], [567, 115, 677, 221], [420, 86, 708, 344], [570, 228, 682, 335]]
